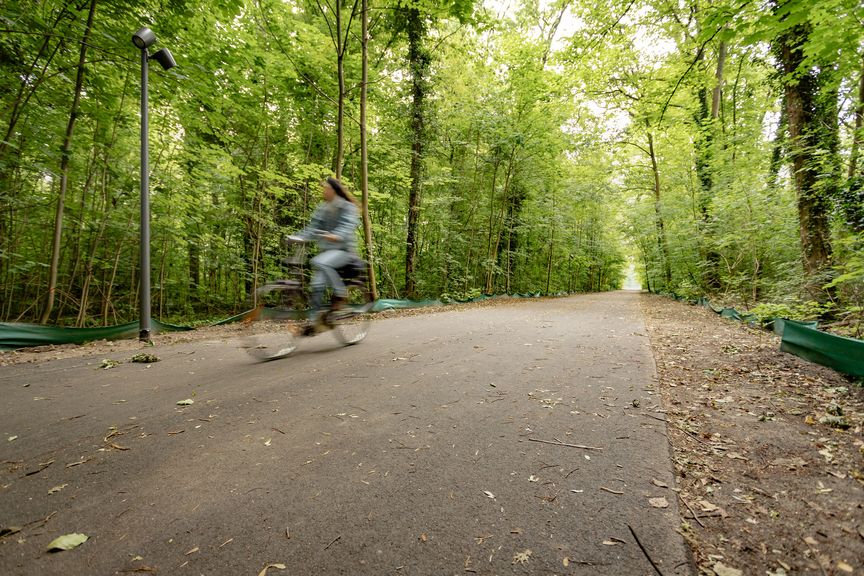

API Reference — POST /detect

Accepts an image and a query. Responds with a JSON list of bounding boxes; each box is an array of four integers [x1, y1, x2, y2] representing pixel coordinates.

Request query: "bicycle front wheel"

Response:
[[329, 283, 372, 346]]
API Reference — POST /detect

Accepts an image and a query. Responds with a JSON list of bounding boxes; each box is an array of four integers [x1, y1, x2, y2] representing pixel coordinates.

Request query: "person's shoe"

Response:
[[301, 322, 318, 337]]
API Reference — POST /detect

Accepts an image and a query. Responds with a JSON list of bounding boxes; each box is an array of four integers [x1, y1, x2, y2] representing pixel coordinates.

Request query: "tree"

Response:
[[40, 0, 98, 323]]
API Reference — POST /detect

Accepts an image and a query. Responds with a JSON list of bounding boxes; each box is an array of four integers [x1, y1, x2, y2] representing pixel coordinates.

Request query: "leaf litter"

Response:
[[642, 295, 864, 575]]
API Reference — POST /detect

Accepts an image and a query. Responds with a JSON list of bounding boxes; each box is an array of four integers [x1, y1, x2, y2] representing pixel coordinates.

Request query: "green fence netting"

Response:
[[0, 319, 192, 351], [0, 291, 566, 352], [664, 292, 864, 378]]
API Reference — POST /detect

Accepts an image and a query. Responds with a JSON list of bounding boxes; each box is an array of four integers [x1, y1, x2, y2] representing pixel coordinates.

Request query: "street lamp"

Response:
[[132, 27, 176, 342]]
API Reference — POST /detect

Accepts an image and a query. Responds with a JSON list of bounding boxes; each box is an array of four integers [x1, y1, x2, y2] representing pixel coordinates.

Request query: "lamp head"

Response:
[[132, 27, 157, 49], [150, 48, 177, 71]]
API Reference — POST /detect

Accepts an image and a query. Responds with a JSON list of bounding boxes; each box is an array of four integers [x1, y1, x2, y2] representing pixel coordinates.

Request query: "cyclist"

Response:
[[291, 177, 360, 333]]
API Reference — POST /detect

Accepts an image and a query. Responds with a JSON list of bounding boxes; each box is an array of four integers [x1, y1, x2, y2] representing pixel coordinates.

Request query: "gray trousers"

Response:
[[310, 249, 353, 315]]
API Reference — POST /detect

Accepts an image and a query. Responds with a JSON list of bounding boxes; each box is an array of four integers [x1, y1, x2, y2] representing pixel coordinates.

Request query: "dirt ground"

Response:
[[640, 294, 864, 576]]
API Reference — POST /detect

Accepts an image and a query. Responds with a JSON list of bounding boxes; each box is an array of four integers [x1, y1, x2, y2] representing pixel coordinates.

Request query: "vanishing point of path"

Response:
[[1, 291, 693, 575]]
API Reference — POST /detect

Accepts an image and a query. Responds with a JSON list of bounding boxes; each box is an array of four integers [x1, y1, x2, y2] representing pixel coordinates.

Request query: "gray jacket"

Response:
[[297, 196, 359, 253]]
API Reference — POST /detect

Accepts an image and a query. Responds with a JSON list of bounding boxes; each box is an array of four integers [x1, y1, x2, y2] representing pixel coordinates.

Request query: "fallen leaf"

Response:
[[264, 438, 272, 447], [185, 546, 199, 555], [726, 452, 749, 461], [257, 563, 287, 576], [602, 540, 621, 546], [512, 549, 532, 564], [130, 353, 159, 363], [47, 533, 88, 552], [484, 490, 495, 499], [770, 457, 806, 469], [648, 497, 669, 508], [528, 475, 539, 483], [699, 500, 718, 512], [563, 556, 570, 567], [837, 561, 854, 573], [100, 359, 120, 370], [651, 478, 668, 488], [419, 533, 427, 542], [176, 399, 194, 406], [713, 562, 743, 576], [48, 484, 68, 495], [804, 536, 818, 546], [8, 435, 17, 442]]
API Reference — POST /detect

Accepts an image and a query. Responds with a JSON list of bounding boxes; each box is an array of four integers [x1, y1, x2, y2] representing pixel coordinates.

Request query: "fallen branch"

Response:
[[628, 524, 665, 576], [528, 438, 603, 451], [324, 535, 341, 550], [641, 413, 708, 445], [600, 486, 624, 495], [677, 495, 705, 528]]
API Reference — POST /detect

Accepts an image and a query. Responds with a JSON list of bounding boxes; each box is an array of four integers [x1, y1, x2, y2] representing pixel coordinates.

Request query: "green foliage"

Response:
[[1, 0, 862, 325]]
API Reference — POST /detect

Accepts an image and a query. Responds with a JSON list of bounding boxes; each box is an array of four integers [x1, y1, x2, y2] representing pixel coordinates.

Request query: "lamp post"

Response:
[[132, 27, 176, 342]]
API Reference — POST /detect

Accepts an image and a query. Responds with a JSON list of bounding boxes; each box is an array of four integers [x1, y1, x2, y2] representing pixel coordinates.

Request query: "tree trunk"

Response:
[[647, 130, 672, 287], [545, 191, 555, 294], [842, 57, 864, 232], [775, 15, 837, 288], [404, 7, 428, 298], [335, 0, 345, 178], [40, 0, 97, 324], [694, 41, 725, 290], [359, 0, 379, 300]]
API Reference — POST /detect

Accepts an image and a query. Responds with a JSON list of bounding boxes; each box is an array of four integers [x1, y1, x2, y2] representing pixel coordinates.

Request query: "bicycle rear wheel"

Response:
[[329, 283, 372, 345], [246, 330, 298, 360]]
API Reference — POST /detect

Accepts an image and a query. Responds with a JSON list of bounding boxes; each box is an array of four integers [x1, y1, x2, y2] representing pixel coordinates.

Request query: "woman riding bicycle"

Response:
[[290, 177, 360, 332]]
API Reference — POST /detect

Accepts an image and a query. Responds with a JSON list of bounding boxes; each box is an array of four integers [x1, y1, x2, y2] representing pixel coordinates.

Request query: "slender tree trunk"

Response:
[[841, 58, 864, 233], [40, 0, 97, 324], [849, 61, 864, 180], [545, 191, 555, 294], [404, 7, 428, 298], [335, 0, 345, 178], [359, 0, 378, 299], [768, 95, 787, 188], [102, 223, 127, 325], [647, 130, 673, 287], [694, 40, 725, 290], [711, 41, 726, 119]]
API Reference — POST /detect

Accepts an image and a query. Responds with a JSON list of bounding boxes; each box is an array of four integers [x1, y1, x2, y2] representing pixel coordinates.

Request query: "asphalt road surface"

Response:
[[1, 291, 693, 575]]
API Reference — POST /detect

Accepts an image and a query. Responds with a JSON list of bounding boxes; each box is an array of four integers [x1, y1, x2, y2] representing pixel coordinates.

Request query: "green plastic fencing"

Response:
[[779, 320, 864, 377], [0, 291, 568, 351], [664, 292, 864, 378], [0, 319, 192, 351]]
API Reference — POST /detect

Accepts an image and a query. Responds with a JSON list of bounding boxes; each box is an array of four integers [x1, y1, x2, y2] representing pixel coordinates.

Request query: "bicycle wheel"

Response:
[[246, 330, 298, 361], [245, 285, 305, 360], [329, 283, 372, 346]]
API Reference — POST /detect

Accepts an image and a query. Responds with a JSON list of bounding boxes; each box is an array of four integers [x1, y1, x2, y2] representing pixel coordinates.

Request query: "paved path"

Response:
[[1, 292, 692, 575]]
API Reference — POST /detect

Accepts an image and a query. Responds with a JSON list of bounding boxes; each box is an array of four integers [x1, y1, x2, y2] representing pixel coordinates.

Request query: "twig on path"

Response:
[[640, 413, 708, 445], [600, 486, 624, 495], [628, 525, 665, 576], [528, 438, 603, 451], [324, 535, 341, 550], [23, 459, 54, 476], [677, 495, 705, 528], [639, 412, 668, 423]]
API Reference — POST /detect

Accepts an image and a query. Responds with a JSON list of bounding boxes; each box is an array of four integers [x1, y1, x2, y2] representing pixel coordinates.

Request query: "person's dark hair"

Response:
[[326, 177, 357, 205]]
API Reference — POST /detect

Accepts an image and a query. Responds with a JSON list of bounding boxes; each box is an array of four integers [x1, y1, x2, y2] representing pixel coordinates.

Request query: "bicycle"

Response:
[[244, 233, 373, 361]]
